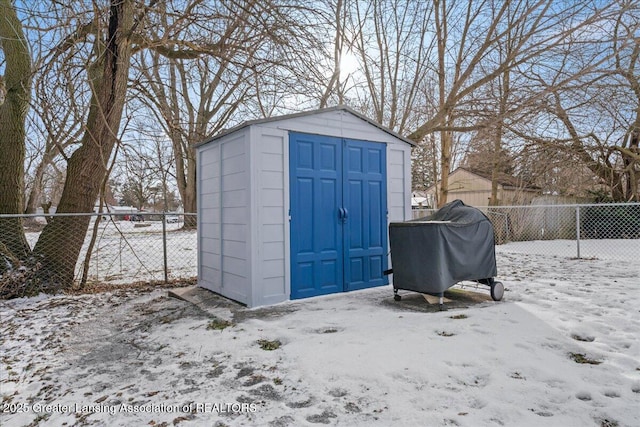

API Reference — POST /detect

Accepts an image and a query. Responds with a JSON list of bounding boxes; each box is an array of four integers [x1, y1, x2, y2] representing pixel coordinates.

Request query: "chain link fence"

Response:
[[0, 212, 197, 290], [412, 203, 640, 261], [3, 203, 637, 292]]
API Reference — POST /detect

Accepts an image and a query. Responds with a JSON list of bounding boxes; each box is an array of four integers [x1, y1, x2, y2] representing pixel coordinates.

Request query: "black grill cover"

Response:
[[389, 200, 497, 295]]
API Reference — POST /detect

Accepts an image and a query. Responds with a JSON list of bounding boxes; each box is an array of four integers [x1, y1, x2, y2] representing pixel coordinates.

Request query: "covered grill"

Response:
[[387, 200, 503, 309]]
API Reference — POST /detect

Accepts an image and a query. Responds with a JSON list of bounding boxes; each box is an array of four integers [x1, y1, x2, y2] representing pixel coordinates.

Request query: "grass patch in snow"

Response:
[[569, 352, 601, 365], [257, 339, 281, 351], [206, 317, 233, 331], [450, 314, 468, 320]]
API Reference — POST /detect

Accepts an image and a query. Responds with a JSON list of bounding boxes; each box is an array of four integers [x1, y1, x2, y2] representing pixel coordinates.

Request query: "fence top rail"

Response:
[[411, 202, 640, 212], [483, 202, 640, 209], [0, 212, 197, 219]]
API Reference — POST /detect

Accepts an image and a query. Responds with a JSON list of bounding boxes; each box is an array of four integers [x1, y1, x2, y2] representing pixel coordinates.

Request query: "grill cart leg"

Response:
[[384, 269, 401, 301], [438, 294, 447, 311]]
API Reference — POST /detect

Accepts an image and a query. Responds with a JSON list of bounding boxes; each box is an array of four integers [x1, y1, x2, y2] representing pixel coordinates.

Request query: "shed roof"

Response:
[[197, 105, 416, 147]]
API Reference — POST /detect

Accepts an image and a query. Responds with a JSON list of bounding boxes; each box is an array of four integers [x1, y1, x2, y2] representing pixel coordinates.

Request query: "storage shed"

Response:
[[196, 106, 414, 307]]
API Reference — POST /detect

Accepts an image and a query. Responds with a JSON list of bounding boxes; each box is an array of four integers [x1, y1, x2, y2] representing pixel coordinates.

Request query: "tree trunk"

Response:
[[435, 0, 450, 208], [181, 146, 197, 228], [32, 0, 134, 287], [0, 0, 32, 259], [438, 129, 452, 208], [624, 127, 639, 201], [491, 66, 511, 207]]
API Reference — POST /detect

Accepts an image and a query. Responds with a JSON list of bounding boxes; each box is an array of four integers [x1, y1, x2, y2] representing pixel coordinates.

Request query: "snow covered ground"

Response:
[[496, 238, 639, 262], [1, 242, 639, 426]]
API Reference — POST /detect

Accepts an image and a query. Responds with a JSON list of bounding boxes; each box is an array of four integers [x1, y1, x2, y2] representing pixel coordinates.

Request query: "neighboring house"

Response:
[[426, 167, 541, 207], [411, 191, 433, 209]]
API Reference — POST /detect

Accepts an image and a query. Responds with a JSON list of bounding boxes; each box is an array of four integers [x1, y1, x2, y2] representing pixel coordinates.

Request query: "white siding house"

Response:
[[196, 106, 414, 307], [426, 167, 541, 207]]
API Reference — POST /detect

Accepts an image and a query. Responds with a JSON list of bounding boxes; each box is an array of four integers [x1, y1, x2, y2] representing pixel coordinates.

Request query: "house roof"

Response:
[[456, 167, 541, 191], [426, 167, 541, 192], [197, 105, 416, 147]]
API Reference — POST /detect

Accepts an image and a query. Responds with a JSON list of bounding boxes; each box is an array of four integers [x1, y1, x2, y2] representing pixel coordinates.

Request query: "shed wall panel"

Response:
[[253, 129, 288, 306], [261, 189, 284, 207], [220, 273, 249, 303], [263, 277, 286, 296], [222, 255, 247, 276], [198, 143, 222, 293], [200, 208, 220, 225], [388, 148, 409, 222], [199, 151, 219, 167], [219, 134, 250, 303], [222, 224, 246, 241], [261, 171, 286, 190], [222, 240, 246, 258], [262, 153, 284, 170], [222, 189, 246, 207], [200, 195, 219, 210], [199, 177, 219, 195], [221, 173, 246, 191], [221, 207, 248, 224], [261, 224, 283, 242], [201, 237, 220, 254], [201, 265, 221, 286], [200, 162, 218, 180]]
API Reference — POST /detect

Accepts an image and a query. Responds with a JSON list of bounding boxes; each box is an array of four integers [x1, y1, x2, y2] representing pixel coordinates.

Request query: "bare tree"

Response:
[[411, 133, 438, 197], [488, 3, 515, 206], [319, 0, 347, 107], [113, 125, 175, 212], [118, 146, 156, 210], [509, 0, 640, 202], [0, 0, 32, 259], [132, 0, 319, 228], [408, 0, 613, 206], [347, 0, 435, 134], [613, 1, 640, 200], [6, 0, 290, 289], [23, 55, 87, 214], [147, 132, 176, 212], [1, 0, 318, 290], [32, 0, 139, 286]]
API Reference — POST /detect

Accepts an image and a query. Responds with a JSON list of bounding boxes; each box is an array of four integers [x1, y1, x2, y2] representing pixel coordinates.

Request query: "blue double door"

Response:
[[289, 132, 388, 299]]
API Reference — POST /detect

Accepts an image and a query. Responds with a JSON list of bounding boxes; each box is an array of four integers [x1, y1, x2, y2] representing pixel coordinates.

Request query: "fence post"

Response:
[[505, 212, 510, 242], [162, 212, 168, 283], [576, 206, 581, 259]]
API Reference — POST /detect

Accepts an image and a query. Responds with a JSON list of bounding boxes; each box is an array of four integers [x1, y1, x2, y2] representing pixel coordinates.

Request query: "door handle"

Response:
[[338, 207, 344, 220], [343, 208, 348, 222]]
